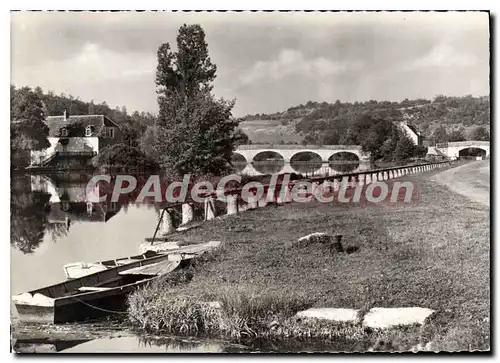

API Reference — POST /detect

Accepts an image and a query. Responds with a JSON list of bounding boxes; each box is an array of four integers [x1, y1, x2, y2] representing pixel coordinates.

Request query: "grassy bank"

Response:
[[128, 166, 490, 351]]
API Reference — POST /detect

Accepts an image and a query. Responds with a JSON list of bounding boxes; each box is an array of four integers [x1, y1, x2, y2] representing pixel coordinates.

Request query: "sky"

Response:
[[11, 11, 490, 117]]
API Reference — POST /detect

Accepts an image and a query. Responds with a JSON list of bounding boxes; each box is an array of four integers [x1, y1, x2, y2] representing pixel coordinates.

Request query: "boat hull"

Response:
[[13, 254, 183, 324], [14, 278, 152, 324]]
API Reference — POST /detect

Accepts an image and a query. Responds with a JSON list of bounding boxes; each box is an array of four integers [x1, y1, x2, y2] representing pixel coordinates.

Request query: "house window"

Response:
[[61, 128, 68, 137], [85, 126, 93, 137], [108, 127, 115, 139]]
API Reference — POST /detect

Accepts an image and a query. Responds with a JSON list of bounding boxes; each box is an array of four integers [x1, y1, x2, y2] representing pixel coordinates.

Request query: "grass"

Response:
[[128, 165, 490, 351]]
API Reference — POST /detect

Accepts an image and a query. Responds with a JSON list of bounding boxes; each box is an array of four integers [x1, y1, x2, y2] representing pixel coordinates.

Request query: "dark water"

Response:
[[13, 334, 367, 353]]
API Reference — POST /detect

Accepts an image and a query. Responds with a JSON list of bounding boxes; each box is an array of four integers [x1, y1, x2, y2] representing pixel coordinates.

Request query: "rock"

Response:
[[296, 308, 359, 323], [296, 232, 329, 247], [201, 301, 222, 309], [362, 307, 435, 329]]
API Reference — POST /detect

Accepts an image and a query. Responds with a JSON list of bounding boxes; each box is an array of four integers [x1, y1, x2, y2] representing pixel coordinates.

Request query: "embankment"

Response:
[[128, 163, 490, 351]]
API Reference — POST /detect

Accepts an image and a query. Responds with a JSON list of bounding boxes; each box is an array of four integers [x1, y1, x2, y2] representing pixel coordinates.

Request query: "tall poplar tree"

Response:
[[154, 24, 239, 176]]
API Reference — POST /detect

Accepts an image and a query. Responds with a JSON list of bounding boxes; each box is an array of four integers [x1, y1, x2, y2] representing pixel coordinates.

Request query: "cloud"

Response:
[[10, 11, 490, 116], [238, 49, 364, 86], [406, 44, 482, 70]]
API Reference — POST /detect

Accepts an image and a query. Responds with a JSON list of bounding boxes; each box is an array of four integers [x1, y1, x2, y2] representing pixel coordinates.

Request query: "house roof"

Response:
[[46, 115, 105, 132]]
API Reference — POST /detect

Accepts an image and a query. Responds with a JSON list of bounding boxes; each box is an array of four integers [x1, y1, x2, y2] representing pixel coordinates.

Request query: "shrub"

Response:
[[92, 143, 159, 170]]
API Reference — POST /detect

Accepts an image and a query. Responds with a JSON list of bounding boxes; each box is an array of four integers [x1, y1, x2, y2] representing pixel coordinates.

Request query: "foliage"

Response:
[[233, 128, 251, 146], [154, 24, 239, 176], [432, 126, 448, 144], [239, 95, 489, 146], [11, 86, 51, 165], [447, 130, 466, 142], [92, 144, 159, 170], [10, 176, 52, 254], [350, 115, 405, 162], [394, 133, 417, 162], [155, 91, 238, 175], [469, 126, 490, 141]]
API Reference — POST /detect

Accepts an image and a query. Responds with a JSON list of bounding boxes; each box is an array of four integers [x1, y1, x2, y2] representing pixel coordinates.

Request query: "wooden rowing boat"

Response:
[[12, 253, 186, 324], [63, 250, 159, 279], [64, 241, 222, 279]]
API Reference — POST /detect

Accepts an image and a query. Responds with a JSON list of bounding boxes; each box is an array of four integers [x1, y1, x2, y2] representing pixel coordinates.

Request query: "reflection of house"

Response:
[[31, 175, 122, 231], [48, 200, 121, 225], [399, 120, 423, 146], [30, 111, 123, 167]]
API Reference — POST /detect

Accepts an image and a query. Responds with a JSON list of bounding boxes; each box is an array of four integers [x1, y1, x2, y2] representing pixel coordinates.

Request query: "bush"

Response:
[[92, 143, 159, 170]]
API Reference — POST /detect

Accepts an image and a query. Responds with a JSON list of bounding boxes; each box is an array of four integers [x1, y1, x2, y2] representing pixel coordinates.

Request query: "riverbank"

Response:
[[128, 163, 489, 351]]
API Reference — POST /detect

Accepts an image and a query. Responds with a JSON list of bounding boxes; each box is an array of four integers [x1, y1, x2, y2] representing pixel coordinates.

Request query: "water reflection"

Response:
[[10, 172, 163, 296], [11, 173, 127, 255], [60, 336, 232, 353], [13, 334, 370, 353], [11, 176, 53, 254], [13, 339, 91, 353]]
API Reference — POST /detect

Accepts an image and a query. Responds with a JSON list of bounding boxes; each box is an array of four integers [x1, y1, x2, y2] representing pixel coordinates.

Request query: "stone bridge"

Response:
[[233, 144, 370, 176], [433, 141, 490, 159]]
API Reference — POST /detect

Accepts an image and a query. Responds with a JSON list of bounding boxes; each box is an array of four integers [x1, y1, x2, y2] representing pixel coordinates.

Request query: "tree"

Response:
[[155, 91, 237, 175], [432, 126, 448, 144], [447, 130, 466, 142], [233, 128, 251, 146], [119, 123, 141, 148], [394, 133, 416, 162], [11, 86, 51, 166], [92, 144, 159, 170], [153, 24, 238, 176], [350, 114, 400, 162], [469, 126, 490, 141]]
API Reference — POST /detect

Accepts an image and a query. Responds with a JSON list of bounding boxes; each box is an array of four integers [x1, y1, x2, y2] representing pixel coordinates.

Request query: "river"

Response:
[[11, 171, 365, 353]]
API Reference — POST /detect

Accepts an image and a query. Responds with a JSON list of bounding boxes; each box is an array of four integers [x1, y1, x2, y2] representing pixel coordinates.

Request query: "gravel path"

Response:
[[431, 160, 490, 207]]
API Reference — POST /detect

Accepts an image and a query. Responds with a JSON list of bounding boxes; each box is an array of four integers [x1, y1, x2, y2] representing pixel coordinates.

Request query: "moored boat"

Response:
[[12, 253, 185, 324], [63, 250, 160, 279], [65, 241, 222, 279]]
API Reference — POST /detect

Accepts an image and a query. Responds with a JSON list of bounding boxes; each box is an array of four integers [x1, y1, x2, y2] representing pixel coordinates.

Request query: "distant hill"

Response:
[[237, 95, 490, 145]]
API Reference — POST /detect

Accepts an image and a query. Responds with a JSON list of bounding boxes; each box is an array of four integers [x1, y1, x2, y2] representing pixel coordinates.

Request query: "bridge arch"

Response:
[[458, 147, 488, 158], [328, 151, 360, 173], [231, 152, 247, 173], [439, 141, 490, 159], [289, 151, 322, 174], [252, 150, 285, 174]]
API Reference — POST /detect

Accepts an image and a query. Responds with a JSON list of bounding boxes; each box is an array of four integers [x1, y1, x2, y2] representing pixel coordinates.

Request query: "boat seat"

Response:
[[78, 286, 113, 292]]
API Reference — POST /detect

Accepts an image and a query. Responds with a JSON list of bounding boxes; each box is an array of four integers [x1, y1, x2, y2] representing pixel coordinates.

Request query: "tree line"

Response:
[[239, 95, 490, 144]]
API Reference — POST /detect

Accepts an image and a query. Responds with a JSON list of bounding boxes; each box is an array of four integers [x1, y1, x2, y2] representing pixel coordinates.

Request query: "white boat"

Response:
[[63, 241, 222, 279], [63, 250, 159, 279]]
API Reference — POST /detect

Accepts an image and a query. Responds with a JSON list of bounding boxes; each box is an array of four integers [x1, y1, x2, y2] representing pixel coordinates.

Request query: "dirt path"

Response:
[[431, 160, 490, 207]]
